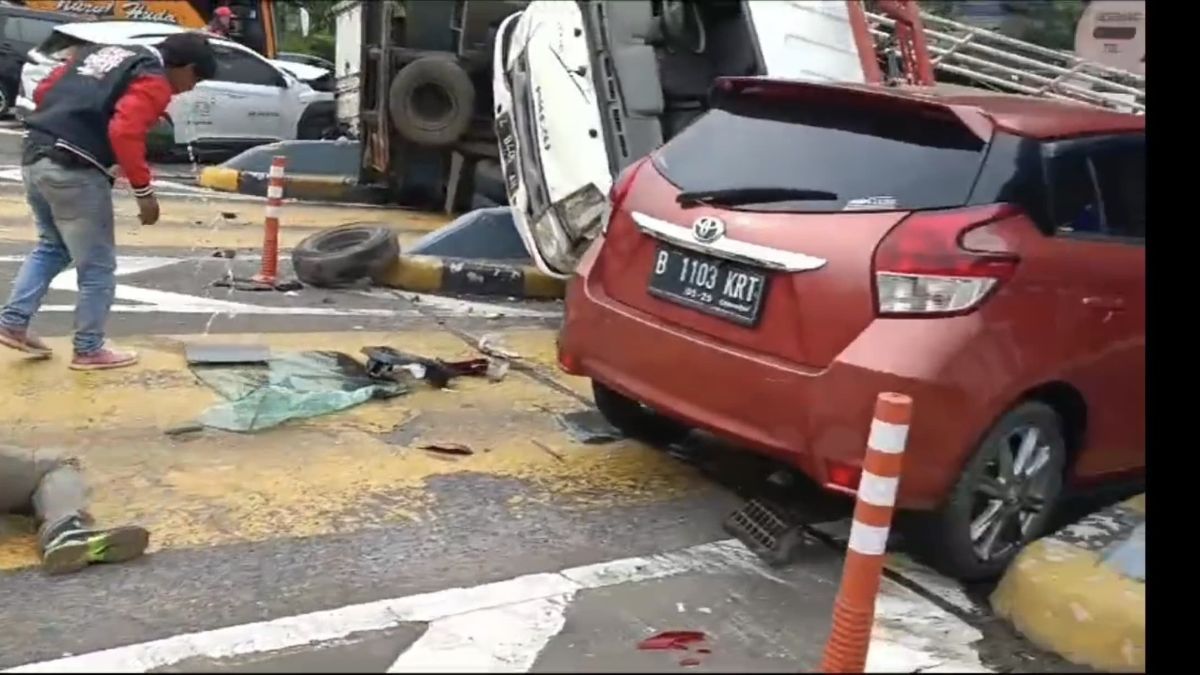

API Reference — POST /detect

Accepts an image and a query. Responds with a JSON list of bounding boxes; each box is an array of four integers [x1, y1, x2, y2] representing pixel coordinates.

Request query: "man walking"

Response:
[[0, 32, 216, 370], [0, 444, 150, 575]]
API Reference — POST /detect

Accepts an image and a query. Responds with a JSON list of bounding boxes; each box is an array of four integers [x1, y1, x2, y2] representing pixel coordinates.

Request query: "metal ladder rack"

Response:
[[865, 7, 1145, 113]]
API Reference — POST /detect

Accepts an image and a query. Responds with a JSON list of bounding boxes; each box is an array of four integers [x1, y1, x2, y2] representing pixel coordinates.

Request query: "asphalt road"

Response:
[[0, 123, 1087, 673]]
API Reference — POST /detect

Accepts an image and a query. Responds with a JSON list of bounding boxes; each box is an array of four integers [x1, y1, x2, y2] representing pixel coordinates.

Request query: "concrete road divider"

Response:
[[198, 139, 391, 204], [991, 493, 1145, 672], [199, 166, 390, 205], [377, 254, 565, 300]]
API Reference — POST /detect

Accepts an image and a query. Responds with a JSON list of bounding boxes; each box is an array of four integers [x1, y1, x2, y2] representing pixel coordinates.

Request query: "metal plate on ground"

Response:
[[184, 344, 271, 365]]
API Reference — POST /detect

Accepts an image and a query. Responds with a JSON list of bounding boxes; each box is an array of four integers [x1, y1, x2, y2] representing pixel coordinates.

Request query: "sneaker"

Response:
[[0, 325, 51, 357], [41, 525, 151, 575], [70, 344, 139, 371]]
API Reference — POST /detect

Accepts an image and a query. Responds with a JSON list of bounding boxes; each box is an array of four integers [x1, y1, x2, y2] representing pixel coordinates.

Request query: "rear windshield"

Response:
[[36, 30, 89, 59], [653, 97, 989, 212]]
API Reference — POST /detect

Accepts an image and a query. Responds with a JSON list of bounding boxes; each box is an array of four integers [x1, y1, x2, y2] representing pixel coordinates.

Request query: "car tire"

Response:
[[910, 401, 1068, 581], [0, 88, 9, 118], [291, 224, 400, 288], [592, 380, 691, 446], [388, 56, 475, 147]]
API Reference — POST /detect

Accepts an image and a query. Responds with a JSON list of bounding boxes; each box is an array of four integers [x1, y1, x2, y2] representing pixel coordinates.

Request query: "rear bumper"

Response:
[[559, 272, 994, 510]]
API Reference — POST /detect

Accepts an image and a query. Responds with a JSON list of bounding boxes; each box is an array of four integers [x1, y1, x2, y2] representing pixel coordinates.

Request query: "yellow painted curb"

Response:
[[198, 166, 240, 193], [991, 495, 1145, 672], [377, 255, 565, 299]]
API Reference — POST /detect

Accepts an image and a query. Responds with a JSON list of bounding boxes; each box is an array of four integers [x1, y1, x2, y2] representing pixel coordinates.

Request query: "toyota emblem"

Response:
[[692, 216, 726, 244]]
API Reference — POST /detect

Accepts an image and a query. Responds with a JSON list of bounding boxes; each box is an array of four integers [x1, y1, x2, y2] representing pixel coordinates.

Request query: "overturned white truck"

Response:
[[495, 0, 1145, 279]]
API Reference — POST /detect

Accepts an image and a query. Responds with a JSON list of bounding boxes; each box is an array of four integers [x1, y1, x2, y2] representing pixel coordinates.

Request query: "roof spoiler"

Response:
[[708, 76, 995, 142]]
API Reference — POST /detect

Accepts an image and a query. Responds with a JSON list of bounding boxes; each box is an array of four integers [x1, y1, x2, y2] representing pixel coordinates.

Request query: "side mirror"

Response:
[[299, 8, 311, 37]]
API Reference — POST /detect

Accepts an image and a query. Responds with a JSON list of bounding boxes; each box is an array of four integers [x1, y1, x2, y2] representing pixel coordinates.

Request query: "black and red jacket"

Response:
[[23, 43, 174, 198]]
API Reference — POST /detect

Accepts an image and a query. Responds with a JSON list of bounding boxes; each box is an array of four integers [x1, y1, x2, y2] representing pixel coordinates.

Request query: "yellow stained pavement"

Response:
[[0, 330, 705, 571], [0, 190, 452, 250]]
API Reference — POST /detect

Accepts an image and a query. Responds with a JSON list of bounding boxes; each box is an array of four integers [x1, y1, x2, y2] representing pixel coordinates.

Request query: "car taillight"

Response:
[[874, 204, 1022, 317], [600, 155, 650, 235]]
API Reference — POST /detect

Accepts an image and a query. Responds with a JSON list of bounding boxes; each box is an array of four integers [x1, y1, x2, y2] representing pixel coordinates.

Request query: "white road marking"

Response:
[[8, 254, 559, 318], [2, 538, 991, 674], [387, 595, 574, 673]]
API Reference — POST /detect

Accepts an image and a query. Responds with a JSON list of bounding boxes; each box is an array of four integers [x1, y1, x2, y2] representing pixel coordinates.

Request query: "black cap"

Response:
[[159, 32, 218, 81]]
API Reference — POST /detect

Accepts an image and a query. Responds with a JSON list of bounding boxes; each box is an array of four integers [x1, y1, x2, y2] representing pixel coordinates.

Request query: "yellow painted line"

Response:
[[198, 166, 240, 192], [0, 330, 703, 571]]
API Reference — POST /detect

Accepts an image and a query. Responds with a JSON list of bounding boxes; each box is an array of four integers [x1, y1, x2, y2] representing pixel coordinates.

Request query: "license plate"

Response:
[[495, 112, 520, 202], [647, 245, 769, 326]]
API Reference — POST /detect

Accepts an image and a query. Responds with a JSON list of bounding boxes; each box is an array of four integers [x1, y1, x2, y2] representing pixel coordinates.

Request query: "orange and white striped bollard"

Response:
[[819, 392, 913, 673], [252, 155, 287, 285]]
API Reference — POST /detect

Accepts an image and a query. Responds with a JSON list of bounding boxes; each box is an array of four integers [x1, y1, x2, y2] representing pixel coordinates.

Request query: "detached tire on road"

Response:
[[388, 56, 475, 147], [291, 225, 400, 288]]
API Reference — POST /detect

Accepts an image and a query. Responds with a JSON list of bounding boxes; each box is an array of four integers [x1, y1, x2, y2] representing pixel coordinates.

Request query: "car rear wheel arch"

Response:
[[909, 399, 1070, 580], [1018, 381, 1088, 472]]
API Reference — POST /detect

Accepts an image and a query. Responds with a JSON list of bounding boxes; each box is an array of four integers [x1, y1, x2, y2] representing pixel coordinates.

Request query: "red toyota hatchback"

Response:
[[557, 79, 1145, 580]]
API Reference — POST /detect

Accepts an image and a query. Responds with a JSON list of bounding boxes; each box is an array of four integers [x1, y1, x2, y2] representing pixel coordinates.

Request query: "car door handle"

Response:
[[1082, 296, 1125, 310]]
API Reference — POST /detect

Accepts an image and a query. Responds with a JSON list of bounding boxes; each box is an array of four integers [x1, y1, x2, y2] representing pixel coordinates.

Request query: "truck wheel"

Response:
[[291, 225, 400, 288], [388, 56, 475, 147]]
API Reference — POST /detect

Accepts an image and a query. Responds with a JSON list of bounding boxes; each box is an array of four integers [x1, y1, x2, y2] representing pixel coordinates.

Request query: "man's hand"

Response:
[[136, 195, 160, 225]]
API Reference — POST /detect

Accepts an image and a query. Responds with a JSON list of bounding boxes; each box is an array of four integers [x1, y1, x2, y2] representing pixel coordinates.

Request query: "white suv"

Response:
[[18, 21, 336, 151]]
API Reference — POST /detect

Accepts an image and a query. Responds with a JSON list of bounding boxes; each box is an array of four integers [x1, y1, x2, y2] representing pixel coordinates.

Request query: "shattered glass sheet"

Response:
[[191, 350, 408, 432]]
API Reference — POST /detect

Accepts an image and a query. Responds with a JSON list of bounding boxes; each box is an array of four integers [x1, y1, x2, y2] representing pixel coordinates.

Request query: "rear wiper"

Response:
[[676, 187, 839, 207]]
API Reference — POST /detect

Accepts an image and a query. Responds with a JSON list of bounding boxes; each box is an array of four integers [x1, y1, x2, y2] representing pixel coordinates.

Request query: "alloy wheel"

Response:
[[968, 424, 1057, 562]]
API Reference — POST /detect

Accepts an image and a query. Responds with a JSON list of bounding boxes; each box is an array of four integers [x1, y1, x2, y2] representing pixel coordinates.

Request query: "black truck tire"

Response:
[[388, 56, 476, 147], [291, 225, 400, 288]]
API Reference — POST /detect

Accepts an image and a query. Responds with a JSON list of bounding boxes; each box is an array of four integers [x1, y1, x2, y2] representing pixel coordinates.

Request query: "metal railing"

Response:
[[865, 9, 1145, 113]]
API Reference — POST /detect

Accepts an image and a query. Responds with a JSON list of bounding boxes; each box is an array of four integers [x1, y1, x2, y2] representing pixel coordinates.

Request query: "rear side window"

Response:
[[36, 30, 87, 59], [1044, 136, 1144, 241], [652, 98, 989, 211], [1046, 154, 1103, 235], [212, 44, 284, 87], [1091, 142, 1145, 240], [2, 16, 58, 46]]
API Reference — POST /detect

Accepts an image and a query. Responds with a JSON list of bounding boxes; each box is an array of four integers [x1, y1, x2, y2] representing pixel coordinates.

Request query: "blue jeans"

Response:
[[0, 158, 115, 355]]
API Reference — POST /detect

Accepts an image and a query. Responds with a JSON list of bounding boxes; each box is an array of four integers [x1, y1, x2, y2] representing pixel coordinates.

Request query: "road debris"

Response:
[[211, 248, 237, 259], [556, 409, 623, 444], [212, 275, 303, 293], [362, 346, 491, 388], [419, 443, 475, 457], [531, 438, 565, 462], [191, 350, 407, 432], [477, 333, 521, 360], [723, 498, 813, 567], [184, 344, 270, 366]]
